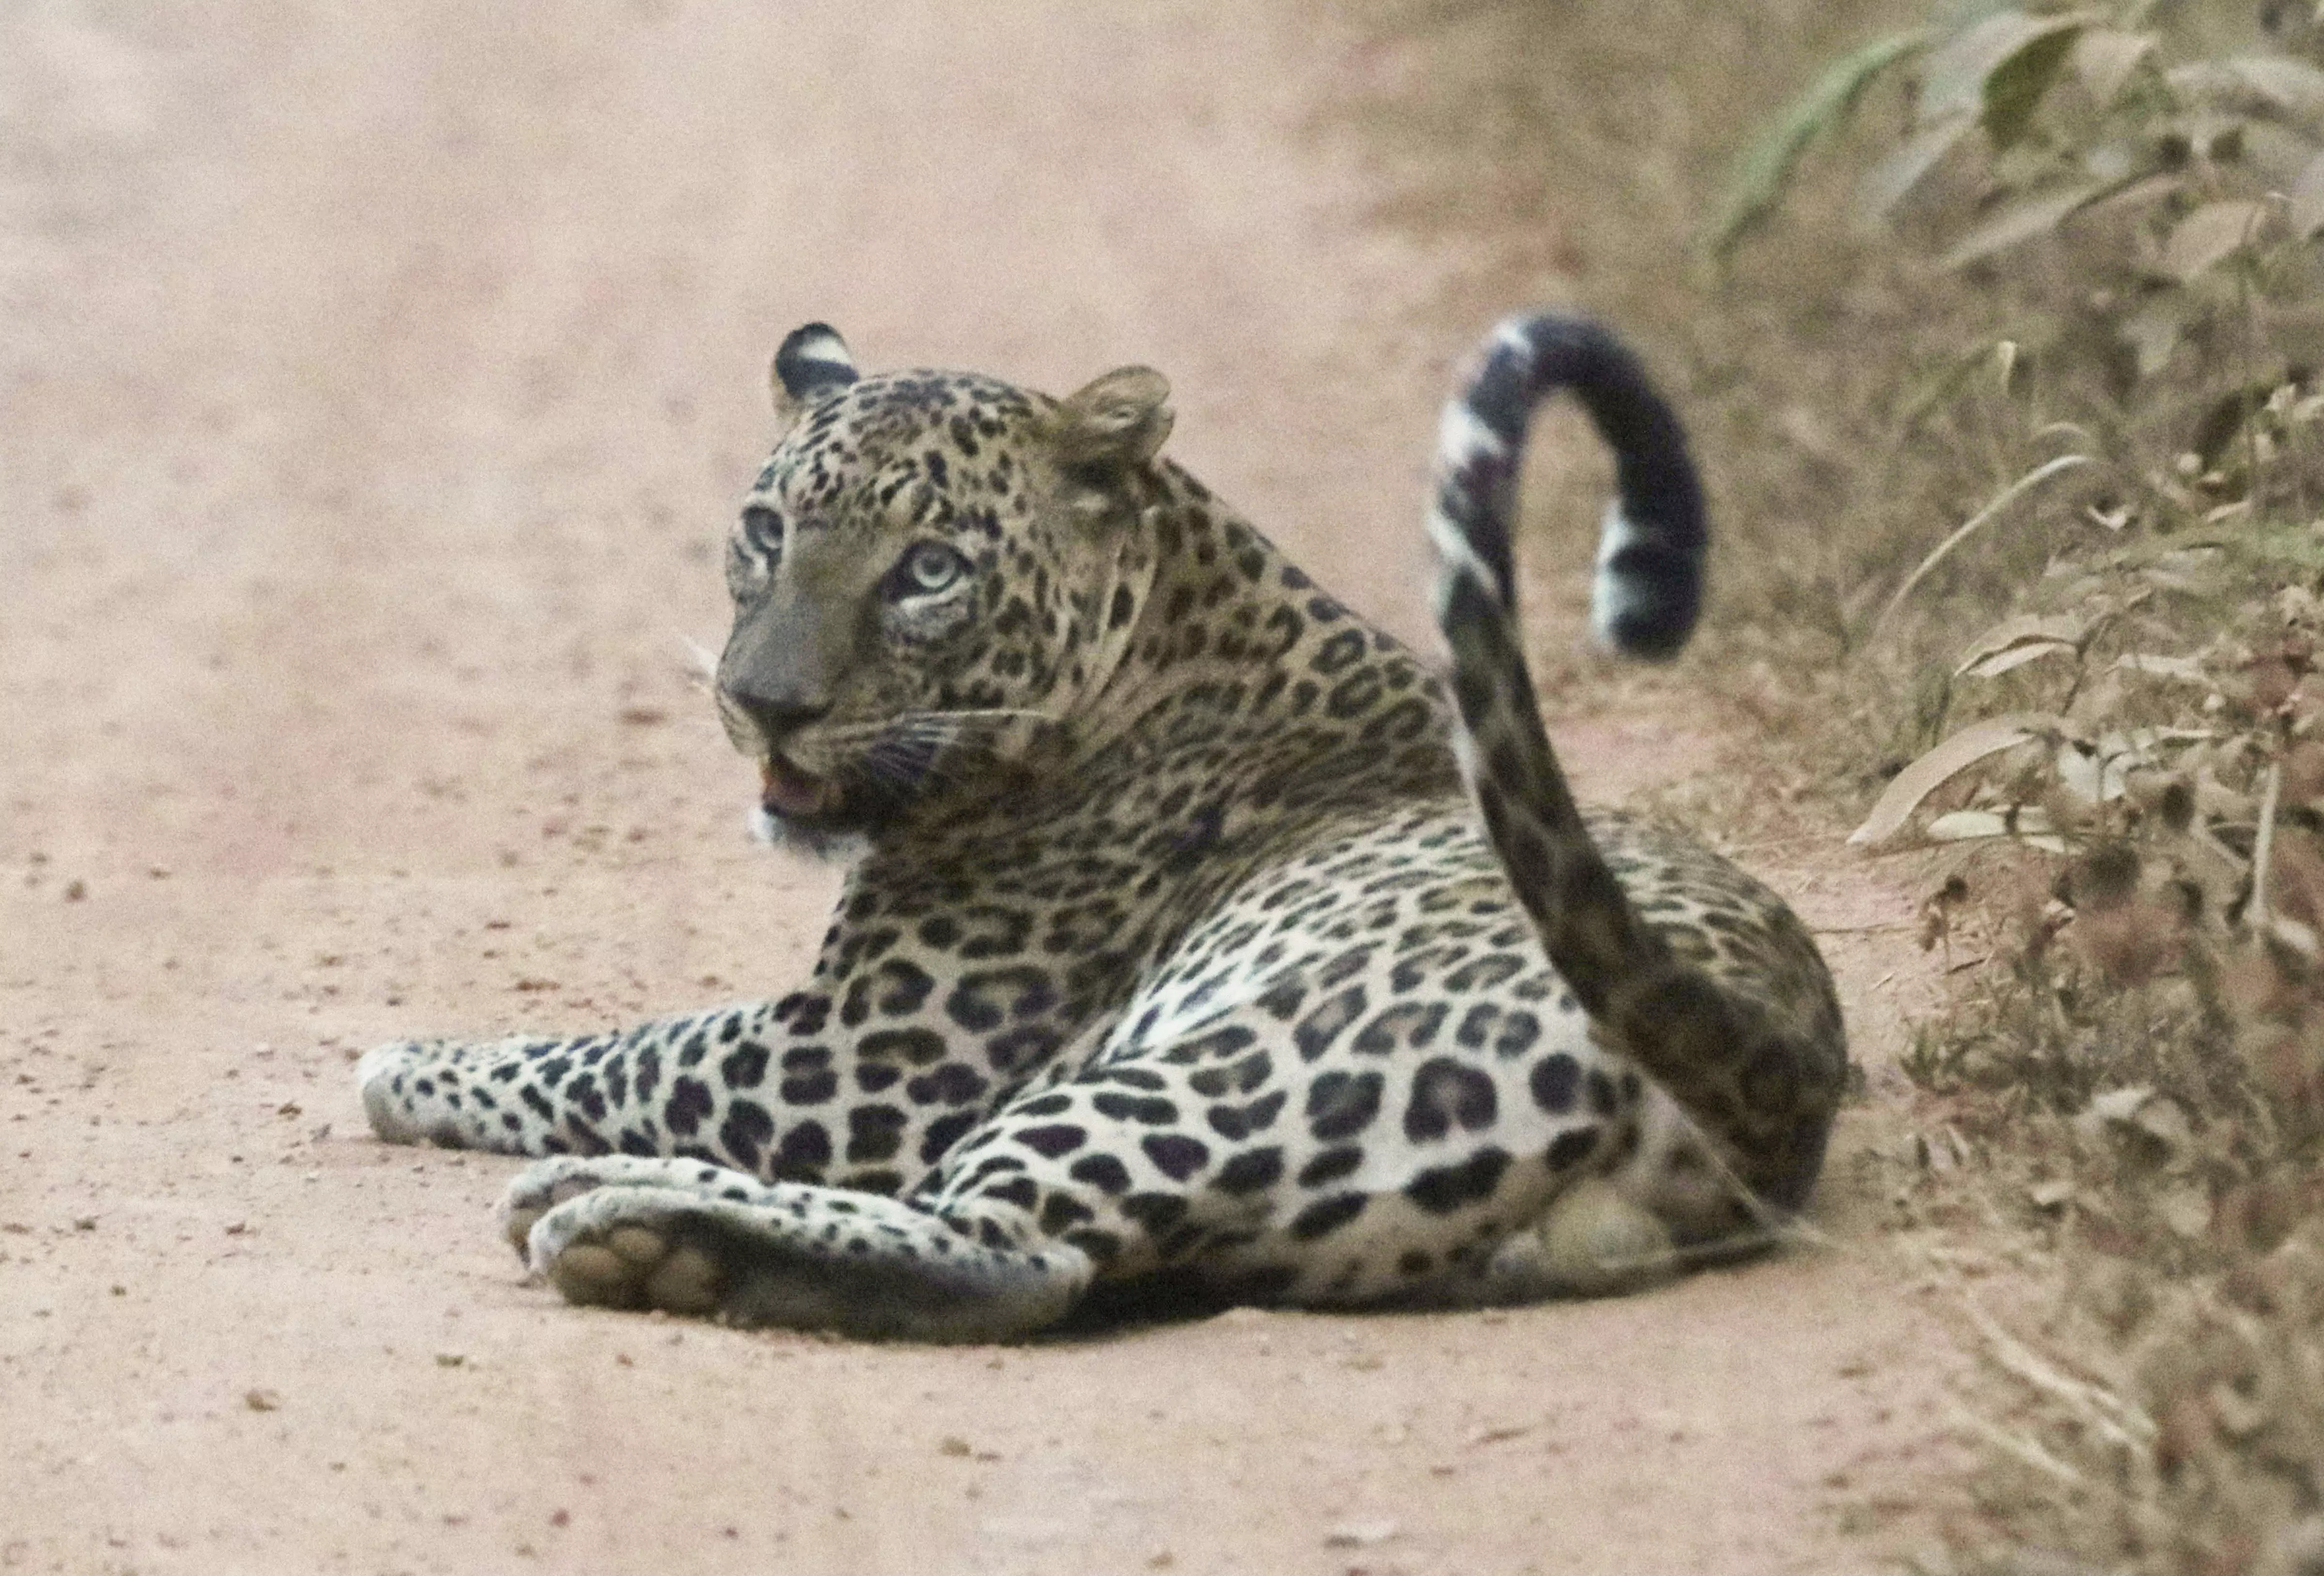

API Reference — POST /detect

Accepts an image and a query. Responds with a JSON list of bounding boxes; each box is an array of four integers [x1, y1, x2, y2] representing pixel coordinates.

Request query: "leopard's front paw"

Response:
[[525, 1189, 724, 1316], [497, 1157, 623, 1257], [498, 1156, 764, 1259]]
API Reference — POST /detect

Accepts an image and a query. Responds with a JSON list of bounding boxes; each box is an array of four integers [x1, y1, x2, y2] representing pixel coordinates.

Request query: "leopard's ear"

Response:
[[770, 323, 859, 427], [1052, 365, 1173, 471]]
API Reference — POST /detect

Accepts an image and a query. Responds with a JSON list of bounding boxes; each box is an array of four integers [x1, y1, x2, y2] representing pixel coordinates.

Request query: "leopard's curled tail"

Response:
[[1427, 312, 1832, 1211]]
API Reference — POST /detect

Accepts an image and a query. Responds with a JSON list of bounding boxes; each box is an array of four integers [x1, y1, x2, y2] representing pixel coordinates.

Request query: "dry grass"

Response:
[[1335, 0, 2324, 806], [1330, 0, 2080, 805]]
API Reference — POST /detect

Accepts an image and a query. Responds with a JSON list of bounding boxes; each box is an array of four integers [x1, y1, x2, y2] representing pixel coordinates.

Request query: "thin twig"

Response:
[[1948, 1400, 2094, 1492]]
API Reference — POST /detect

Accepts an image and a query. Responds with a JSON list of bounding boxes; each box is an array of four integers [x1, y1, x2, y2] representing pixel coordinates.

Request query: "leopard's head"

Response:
[[716, 324, 1174, 848]]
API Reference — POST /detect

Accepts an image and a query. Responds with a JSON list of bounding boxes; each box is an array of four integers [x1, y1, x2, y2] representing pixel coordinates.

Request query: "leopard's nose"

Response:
[[724, 685, 832, 737]]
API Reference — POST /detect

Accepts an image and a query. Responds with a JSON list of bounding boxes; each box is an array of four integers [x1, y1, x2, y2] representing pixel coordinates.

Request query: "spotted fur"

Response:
[[359, 312, 1847, 1341], [1429, 314, 1842, 1209]]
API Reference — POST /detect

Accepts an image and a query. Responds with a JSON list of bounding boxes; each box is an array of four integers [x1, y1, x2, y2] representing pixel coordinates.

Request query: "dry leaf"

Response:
[[2055, 740, 2132, 805], [2029, 1179, 2078, 1210], [1939, 181, 2106, 271], [2073, 1086, 2165, 1149], [2134, 1096, 2193, 1153], [1849, 713, 2061, 847], [2293, 148, 2324, 241], [2158, 200, 2273, 283], [1467, 1424, 1532, 1445], [2085, 1086, 2155, 1123], [1963, 641, 2077, 680], [1954, 613, 2087, 680], [1860, 111, 1975, 218], [2208, 1378, 2266, 1437], [1926, 807, 2066, 852], [2229, 54, 2324, 119], [2114, 652, 2208, 683]]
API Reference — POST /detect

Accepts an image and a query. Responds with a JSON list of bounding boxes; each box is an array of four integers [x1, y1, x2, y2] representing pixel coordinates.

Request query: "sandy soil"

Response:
[[4, 4, 1967, 1572]]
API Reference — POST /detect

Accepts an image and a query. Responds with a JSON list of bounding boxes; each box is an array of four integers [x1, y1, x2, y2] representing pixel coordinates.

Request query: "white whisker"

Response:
[[674, 633, 720, 685]]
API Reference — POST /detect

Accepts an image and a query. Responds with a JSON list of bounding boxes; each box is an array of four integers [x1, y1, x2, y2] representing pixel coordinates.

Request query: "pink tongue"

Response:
[[759, 759, 828, 817]]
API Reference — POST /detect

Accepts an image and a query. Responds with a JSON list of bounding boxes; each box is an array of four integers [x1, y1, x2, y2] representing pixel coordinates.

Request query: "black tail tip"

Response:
[[1599, 611, 1696, 662], [1590, 538, 1704, 661]]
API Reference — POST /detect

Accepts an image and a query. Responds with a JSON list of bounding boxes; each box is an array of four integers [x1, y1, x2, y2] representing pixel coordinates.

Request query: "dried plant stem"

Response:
[[2252, 759, 2284, 932], [1869, 452, 2094, 642], [1963, 1298, 2153, 1453]]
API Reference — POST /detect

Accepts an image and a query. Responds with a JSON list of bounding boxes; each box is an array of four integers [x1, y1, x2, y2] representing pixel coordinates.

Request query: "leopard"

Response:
[[356, 311, 1848, 1342]]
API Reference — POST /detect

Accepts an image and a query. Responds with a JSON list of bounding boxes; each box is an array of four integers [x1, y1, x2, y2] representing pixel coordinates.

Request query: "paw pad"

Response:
[[540, 1219, 723, 1316]]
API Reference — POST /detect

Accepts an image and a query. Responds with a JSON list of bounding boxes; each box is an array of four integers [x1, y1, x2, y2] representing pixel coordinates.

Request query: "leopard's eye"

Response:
[[740, 504, 784, 558], [891, 540, 969, 599], [727, 505, 783, 600]]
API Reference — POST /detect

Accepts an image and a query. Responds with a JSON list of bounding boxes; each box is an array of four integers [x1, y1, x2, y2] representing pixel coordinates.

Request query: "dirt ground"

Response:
[[4, 4, 1973, 1572]]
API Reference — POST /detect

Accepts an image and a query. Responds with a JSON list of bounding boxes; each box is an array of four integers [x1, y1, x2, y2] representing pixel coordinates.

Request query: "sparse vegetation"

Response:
[[1351, 1, 2324, 1568], [1725, 7, 2324, 1569]]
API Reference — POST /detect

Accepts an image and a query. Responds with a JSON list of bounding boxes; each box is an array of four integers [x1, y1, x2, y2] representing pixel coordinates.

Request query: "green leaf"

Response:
[[2240, 520, 2324, 570], [1984, 21, 2086, 149], [1704, 29, 1931, 265], [1919, 12, 2093, 128], [1936, 180, 2106, 270]]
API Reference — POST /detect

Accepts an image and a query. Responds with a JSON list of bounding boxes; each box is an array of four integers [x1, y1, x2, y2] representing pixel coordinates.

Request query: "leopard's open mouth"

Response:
[[759, 755, 837, 819]]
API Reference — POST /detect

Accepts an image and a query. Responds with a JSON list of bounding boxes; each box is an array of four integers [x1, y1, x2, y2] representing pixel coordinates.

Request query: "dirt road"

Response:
[[4, 4, 1960, 1572]]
